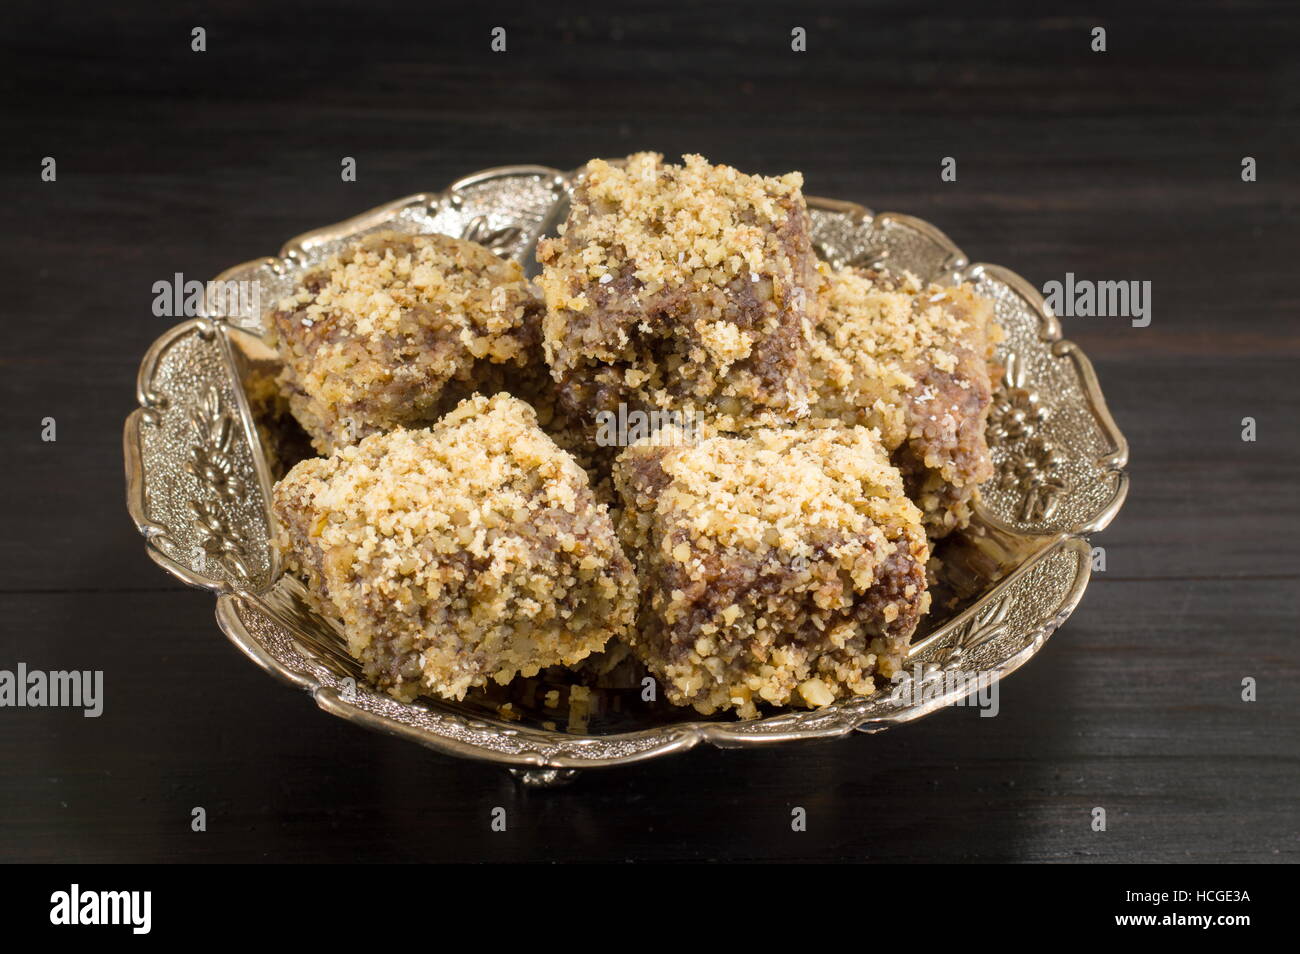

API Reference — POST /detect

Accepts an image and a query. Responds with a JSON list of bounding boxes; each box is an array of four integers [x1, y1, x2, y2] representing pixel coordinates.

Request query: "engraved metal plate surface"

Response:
[[124, 165, 1128, 772]]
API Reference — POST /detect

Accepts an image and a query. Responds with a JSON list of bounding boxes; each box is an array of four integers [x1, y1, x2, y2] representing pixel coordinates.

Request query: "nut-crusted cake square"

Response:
[[537, 152, 820, 422], [270, 230, 543, 453], [614, 423, 930, 718], [272, 393, 637, 702], [811, 267, 1001, 537]]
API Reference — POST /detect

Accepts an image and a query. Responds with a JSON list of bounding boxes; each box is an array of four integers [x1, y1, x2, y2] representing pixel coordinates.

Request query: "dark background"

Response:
[[0, 0, 1296, 862]]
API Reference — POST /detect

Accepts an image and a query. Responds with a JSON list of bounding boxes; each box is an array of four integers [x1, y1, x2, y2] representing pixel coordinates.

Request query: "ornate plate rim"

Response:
[[124, 165, 1129, 772]]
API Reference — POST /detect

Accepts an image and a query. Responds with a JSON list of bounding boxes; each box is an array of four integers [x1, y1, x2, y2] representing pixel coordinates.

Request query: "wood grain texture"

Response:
[[0, 0, 1296, 862]]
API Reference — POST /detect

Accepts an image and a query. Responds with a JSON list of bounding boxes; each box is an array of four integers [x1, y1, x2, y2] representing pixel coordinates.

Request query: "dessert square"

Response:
[[810, 267, 1001, 536], [272, 393, 637, 702], [537, 152, 820, 423], [613, 423, 930, 718], [270, 230, 543, 453]]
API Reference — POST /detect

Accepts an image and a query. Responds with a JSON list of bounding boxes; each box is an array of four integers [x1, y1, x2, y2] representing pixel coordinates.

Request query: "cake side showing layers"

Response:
[[810, 266, 1001, 537], [272, 393, 637, 702], [239, 355, 317, 480], [270, 230, 544, 453], [614, 423, 930, 718], [537, 152, 821, 424]]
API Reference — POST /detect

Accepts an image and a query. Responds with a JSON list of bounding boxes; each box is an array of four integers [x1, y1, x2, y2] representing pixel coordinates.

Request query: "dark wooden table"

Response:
[[1, 1, 1295, 863]]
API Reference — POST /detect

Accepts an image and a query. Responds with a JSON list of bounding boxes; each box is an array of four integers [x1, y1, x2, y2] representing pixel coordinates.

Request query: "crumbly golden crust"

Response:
[[537, 153, 820, 422], [270, 230, 544, 453], [434, 333, 621, 505], [614, 424, 930, 717], [272, 393, 637, 702], [810, 266, 1001, 536]]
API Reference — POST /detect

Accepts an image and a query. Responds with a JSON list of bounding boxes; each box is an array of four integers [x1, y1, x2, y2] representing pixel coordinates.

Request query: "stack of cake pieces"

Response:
[[267, 153, 1001, 719]]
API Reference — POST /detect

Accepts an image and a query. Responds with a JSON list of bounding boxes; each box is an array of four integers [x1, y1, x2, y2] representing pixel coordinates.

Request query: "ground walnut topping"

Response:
[[430, 332, 623, 506], [811, 266, 1002, 537], [614, 424, 930, 718], [537, 152, 821, 423], [270, 230, 543, 453], [271, 393, 637, 702]]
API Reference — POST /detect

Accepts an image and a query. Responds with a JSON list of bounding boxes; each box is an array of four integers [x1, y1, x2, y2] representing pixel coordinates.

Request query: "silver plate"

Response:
[[124, 165, 1128, 776]]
